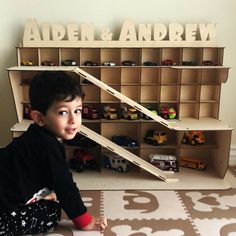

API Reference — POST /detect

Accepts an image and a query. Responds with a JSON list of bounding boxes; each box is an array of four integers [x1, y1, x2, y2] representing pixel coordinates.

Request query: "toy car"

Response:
[[161, 59, 176, 66], [160, 107, 176, 119], [21, 60, 33, 66], [182, 61, 197, 66], [180, 156, 206, 171], [68, 149, 97, 172], [182, 131, 205, 146], [102, 61, 116, 66], [111, 135, 138, 147], [41, 60, 55, 66], [120, 105, 138, 120], [103, 152, 129, 172], [202, 60, 217, 66], [82, 105, 99, 119], [141, 107, 158, 120], [121, 60, 136, 66], [62, 59, 76, 66], [144, 130, 167, 145], [102, 106, 118, 120], [143, 61, 158, 66], [83, 61, 98, 66], [149, 154, 178, 172]]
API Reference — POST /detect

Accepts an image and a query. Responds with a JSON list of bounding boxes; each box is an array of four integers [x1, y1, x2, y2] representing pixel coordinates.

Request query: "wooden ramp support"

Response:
[[73, 67, 174, 130], [80, 124, 178, 182]]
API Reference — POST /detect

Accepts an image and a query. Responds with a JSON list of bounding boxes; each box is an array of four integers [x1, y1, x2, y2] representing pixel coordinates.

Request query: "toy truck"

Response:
[[120, 105, 138, 120], [180, 157, 206, 171], [102, 105, 118, 120], [149, 154, 178, 172], [144, 130, 167, 145], [68, 149, 97, 172], [103, 153, 129, 172], [182, 131, 205, 146], [82, 105, 99, 119]]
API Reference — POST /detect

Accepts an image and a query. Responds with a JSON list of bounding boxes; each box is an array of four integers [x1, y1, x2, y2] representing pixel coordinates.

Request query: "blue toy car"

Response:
[[111, 135, 138, 147]]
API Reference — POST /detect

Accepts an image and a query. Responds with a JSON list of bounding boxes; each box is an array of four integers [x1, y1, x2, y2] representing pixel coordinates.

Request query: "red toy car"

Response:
[[82, 105, 99, 119], [68, 149, 97, 172]]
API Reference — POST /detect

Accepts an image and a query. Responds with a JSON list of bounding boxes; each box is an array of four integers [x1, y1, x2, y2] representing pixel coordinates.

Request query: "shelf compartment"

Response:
[[200, 85, 221, 102], [82, 85, 100, 103], [140, 67, 160, 85], [81, 67, 100, 82], [100, 48, 121, 66], [182, 48, 202, 66], [101, 122, 140, 143], [80, 48, 100, 65], [40, 48, 59, 66], [160, 85, 179, 102], [179, 103, 199, 119], [180, 85, 200, 102], [60, 48, 80, 65], [101, 85, 120, 103], [17, 48, 39, 66], [121, 48, 141, 65], [121, 68, 140, 85], [121, 85, 140, 102], [179, 148, 212, 171], [160, 68, 180, 84], [141, 48, 161, 65], [180, 69, 201, 84], [161, 48, 181, 65], [101, 67, 121, 85], [201, 68, 228, 84], [140, 147, 179, 163], [202, 48, 224, 66], [140, 85, 159, 103], [140, 122, 177, 148], [199, 102, 219, 118]]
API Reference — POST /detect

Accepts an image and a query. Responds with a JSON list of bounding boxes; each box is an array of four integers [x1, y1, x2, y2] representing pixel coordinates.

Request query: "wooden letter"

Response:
[[169, 23, 184, 41], [138, 24, 152, 41], [119, 20, 137, 41], [199, 23, 216, 41], [52, 23, 66, 41], [23, 19, 41, 42], [153, 23, 167, 41], [41, 23, 50, 41], [81, 23, 94, 41], [185, 24, 197, 41], [67, 23, 79, 41]]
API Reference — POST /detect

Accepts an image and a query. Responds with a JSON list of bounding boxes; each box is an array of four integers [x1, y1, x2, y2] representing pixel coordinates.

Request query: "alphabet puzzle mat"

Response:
[[42, 165, 236, 236]]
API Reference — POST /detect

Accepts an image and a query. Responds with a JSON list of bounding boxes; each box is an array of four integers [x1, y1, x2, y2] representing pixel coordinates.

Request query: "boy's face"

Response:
[[40, 96, 83, 140]]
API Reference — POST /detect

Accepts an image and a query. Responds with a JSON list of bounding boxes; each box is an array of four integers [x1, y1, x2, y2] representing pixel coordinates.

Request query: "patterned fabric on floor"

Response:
[[42, 165, 236, 236]]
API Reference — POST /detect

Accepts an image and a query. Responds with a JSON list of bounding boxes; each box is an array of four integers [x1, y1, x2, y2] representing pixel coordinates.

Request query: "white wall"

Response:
[[1, 0, 236, 147]]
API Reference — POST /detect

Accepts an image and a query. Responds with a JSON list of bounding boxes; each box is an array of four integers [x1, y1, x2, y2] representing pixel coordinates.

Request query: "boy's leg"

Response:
[[0, 199, 61, 235]]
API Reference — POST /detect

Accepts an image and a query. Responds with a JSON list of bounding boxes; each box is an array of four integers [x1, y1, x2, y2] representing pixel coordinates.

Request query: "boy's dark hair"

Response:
[[29, 71, 84, 115]]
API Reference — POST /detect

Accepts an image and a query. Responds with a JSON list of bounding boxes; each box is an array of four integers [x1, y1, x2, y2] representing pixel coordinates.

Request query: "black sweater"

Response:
[[0, 123, 87, 219]]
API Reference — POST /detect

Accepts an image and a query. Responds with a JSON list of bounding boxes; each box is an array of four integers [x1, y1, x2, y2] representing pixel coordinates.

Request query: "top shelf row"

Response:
[[17, 47, 225, 67]]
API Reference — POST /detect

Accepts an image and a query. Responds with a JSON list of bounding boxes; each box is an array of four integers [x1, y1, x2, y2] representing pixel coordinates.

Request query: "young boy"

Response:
[[0, 71, 107, 235]]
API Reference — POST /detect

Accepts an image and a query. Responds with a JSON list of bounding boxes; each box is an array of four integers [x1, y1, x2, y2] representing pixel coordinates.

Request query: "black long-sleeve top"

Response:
[[0, 123, 87, 219]]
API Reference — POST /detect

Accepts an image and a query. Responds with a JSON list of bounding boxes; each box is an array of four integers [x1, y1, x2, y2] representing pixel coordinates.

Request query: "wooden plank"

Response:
[[73, 67, 173, 130], [80, 125, 178, 182]]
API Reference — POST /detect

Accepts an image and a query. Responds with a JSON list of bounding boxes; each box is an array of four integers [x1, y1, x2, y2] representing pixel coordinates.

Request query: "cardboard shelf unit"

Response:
[[7, 45, 232, 185]]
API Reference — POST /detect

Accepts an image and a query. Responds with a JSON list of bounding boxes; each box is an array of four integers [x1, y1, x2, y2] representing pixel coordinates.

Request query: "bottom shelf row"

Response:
[[65, 145, 220, 177]]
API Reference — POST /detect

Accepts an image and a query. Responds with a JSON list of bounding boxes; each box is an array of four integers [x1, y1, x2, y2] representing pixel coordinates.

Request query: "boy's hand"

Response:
[[82, 216, 107, 232]]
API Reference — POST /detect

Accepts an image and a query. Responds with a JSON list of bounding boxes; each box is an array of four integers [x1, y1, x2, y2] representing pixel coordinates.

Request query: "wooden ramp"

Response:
[[73, 67, 173, 130], [74, 67, 178, 182], [80, 125, 178, 182]]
